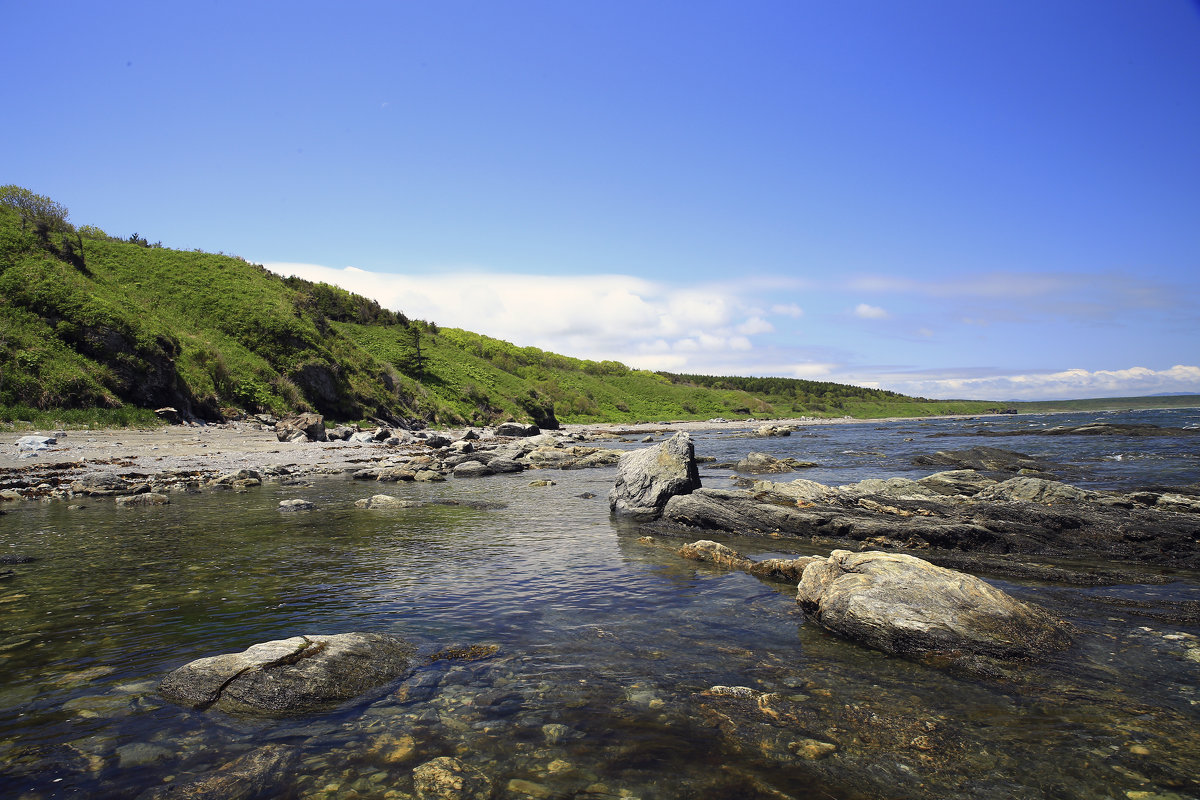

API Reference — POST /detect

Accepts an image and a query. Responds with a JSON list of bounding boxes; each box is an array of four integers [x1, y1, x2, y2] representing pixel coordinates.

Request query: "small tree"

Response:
[[399, 324, 427, 376], [0, 185, 71, 235]]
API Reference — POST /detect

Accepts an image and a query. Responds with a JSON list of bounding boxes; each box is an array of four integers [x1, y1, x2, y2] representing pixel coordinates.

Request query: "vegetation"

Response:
[[1, 187, 1016, 427]]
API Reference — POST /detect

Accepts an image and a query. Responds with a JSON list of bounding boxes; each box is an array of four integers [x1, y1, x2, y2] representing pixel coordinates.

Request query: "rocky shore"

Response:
[[0, 415, 634, 505]]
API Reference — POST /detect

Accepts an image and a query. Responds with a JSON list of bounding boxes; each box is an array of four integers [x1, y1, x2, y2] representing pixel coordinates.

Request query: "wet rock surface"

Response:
[[158, 633, 417, 715], [135, 744, 299, 800], [609, 432, 702, 519], [796, 549, 1072, 661]]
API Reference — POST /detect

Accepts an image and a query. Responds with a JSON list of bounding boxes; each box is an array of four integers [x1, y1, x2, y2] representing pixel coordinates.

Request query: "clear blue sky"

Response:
[[5, 1, 1199, 399]]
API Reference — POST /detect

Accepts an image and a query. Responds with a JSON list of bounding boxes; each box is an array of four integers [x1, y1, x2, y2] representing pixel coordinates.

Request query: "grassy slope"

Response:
[[1, 202, 1007, 426]]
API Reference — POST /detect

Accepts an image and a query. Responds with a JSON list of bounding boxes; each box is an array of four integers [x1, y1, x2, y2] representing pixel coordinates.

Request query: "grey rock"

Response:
[[71, 472, 133, 496], [116, 493, 170, 508], [495, 422, 540, 437], [275, 413, 327, 443], [609, 431, 702, 519], [735, 452, 814, 473], [452, 461, 492, 478], [975, 477, 1095, 504], [135, 744, 299, 800], [16, 435, 55, 452], [751, 478, 839, 505], [355, 495, 422, 509], [159, 633, 416, 715], [917, 469, 997, 497], [278, 498, 314, 512], [912, 446, 1056, 476], [838, 477, 940, 501], [797, 550, 1071, 659]]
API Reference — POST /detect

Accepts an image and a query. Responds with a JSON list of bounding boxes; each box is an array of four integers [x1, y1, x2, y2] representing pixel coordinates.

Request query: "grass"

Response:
[[4, 188, 1159, 429]]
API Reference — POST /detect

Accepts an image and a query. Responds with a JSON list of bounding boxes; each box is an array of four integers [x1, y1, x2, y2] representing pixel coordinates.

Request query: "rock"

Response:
[[153, 407, 182, 424], [117, 742, 172, 768], [753, 424, 794, 437], [735, 452, 815, 473], [350, 431, 377, 443], [917, 470, 997, 497], [278, 499, 314, 512], [423, 433, 452, 448], [71, 472, 131, 496], [791, 738, 837, 760], [355, 495, 422, 509], [414, 470, 445, 482], [1156, 493, 1200, 514], [495, 422, 541, 437], [274, 413, 327, 443], [912, 446, 1057, 476], [452, 461, 492, 478], [412, 756, 494, 800], [975, 477, 1094, 505], [448, 440, 474, 454], [751, 478, 838, 505], [158, 633, 416, 714], [838, 477, 940, 501], [16, 435, 56, 452], [529, 479, 555, 487], [678, 539, 821, 583], [135, 744, 299, 800], [116, 493, 170, 508], [678, 540, 751, 570], [796, 550, 1072, 660], [328, 425, 356, 441], [487, 457, 524, 473], [641, 434, 655, 443], [609, 431, 702, 519]]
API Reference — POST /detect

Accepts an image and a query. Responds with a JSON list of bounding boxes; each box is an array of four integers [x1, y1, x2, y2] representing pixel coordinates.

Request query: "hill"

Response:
[[0, 187, 1004, 427]]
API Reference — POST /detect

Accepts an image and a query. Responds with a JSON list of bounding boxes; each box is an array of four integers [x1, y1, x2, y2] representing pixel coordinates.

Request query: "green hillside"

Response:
[[0, 186, 1004, 427]]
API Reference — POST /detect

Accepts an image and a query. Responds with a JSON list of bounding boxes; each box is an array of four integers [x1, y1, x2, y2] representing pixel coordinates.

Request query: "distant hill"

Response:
[[0, 187, 1006, 426]]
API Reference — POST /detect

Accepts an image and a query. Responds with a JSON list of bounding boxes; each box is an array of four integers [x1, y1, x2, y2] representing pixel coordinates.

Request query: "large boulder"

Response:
[[609, 431, 702, 519], [796, 550, 1071, 660], [159, 633, 416, 715], [275, 413, 327, 443]]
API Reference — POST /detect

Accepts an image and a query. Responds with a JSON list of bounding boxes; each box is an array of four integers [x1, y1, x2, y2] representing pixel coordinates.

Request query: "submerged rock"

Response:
[[678, 539, 822, 583], [912, 446, 1057, 477], [412, 756, 494, 800], [278, 498, 314, 512], [609, 431, 702, 519], [735, 452, 816, 473], [796, 550, 1072, 660], [354, 495, 422, 509], [115, 492, 170, 508], [136, 744, 299, 799], [159, 632, 416, 715]]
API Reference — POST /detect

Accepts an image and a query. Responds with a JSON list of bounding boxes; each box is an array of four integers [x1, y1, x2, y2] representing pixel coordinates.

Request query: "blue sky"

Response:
[[5, 1, 1199, 400]]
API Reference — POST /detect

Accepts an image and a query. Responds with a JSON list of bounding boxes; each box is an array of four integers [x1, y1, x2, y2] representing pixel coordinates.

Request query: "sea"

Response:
[[1, 408, 1198, 799]]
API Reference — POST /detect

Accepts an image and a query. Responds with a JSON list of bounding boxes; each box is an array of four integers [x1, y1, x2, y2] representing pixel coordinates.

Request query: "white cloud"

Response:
[[263, 262, 781, 372], [854, 303, 889, 319], [770, 303, 804, 318], [865, 364, 1200, 401]]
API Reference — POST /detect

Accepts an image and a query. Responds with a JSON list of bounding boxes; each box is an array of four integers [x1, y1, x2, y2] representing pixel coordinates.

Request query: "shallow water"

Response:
[[1, 410, 1199, 799]]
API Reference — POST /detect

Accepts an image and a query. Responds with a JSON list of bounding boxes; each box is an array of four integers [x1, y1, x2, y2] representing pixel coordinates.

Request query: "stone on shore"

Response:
[[452, 461, 492, 478], [158, 632, 416, 715], [495, 422, 540, 438], [735, 452, 815, 473], [796, 550, 1072, 660], [274, 413, 327, 443], [609, 431, 702, 519]]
